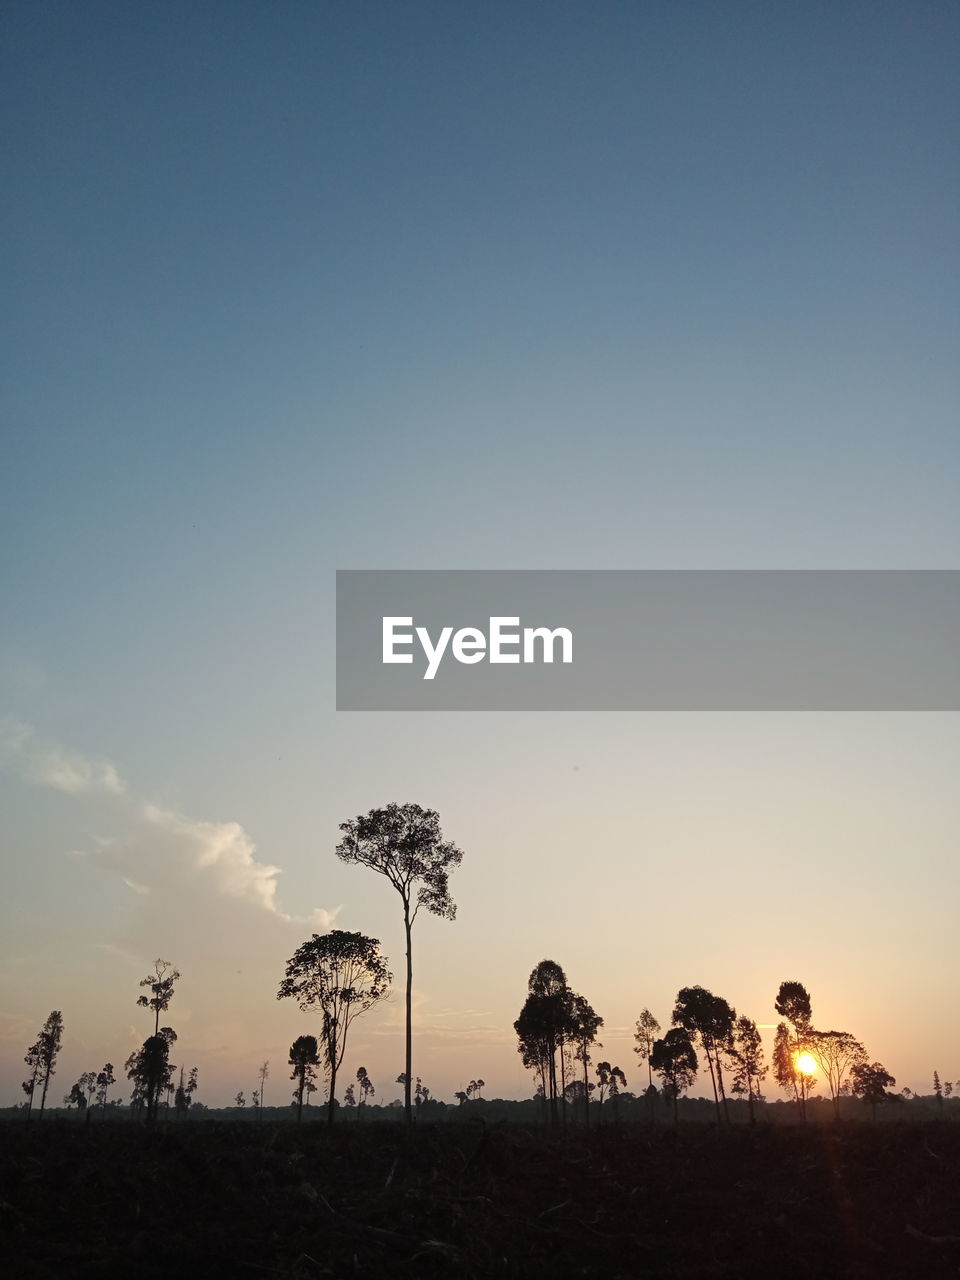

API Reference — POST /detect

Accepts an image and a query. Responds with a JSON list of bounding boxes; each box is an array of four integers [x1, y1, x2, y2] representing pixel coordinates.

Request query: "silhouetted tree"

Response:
[[727, 1016, 767, 1124], [415, 1076, 430, 1110], [126, 1027, 176, 1122], [256, 1061, 269, 1118], [673, 987, 734, 1124], [174, 1066, 198, 1116], [278, 930, 391, 1126], [650, 1028, 698, 1126], [289, 1034, 320, 1122], [595, 1062, 626, 1119], [455, 1090, 468, 1106], [34, 1011, 64, 1116], [95, 1064, 115, 1115], [335, 803, 463, 1123], [356, 1066, 375, 1113], [774, 980, 815, 1120], [934, 1070, 943, 1108], [251, 1089, 260, 1110], [343, 1083, 356, 1111], [570, 992, 603, 1126], [773, 1022, 817, 1119], [466, 1078, 486, 1100], [137, 959, 180, 1036], [633, 1009, 661, 1092], [22, 1038, 43, 1118], [235, 1091, 245, 1108], [851, 1061, 896, 1120], [514, 960, 571, 1124], [808, 1030, 867, 1119]]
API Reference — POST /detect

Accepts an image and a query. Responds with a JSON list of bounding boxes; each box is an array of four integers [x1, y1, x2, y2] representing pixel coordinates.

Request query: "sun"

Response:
[[796, 1052, 817, 1076]]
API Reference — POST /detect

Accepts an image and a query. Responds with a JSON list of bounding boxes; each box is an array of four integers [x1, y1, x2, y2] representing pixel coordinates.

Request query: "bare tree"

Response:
[[335, 803, 463, 1123]]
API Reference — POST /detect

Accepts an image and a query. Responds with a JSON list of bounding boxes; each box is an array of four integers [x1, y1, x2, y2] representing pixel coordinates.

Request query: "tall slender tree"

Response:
[[672, 987, 735, 1124], [36, 1011, 64, 1116], [727, 1016, 767, 1125], [278, 930, 391, 1125], [137, 959, 180, 1036], [96, 1063, 115, 1115], [289, 1035, 320, 1122], [22, 1038, 43, 1119], [335, 803, 463, 1123]]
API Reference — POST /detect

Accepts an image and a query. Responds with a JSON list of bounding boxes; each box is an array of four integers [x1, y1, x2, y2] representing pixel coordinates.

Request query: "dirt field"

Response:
[[2, 1119, 959, 1278]]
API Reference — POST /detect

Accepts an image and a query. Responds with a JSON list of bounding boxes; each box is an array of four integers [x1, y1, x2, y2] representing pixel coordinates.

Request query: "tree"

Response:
[[727, 1016, 767, 1125], [356, 1066, 375, 1114], [256, 1061, 269, 1118], [126, 1027, 177, 1121], [34, 1011, 64, 1116], [672, 987, 735, 1124], [335, 802, 463, 1124], [137, 959, 180, 1037], [289, 1035, 320, 1122], [455, 1090, 468, 1106], [569, 992, 603, 1126], [174, 1066, 198, 1116], [807, 1031, 867, 1119], [773, 981, 815, 1120], [633, 1009, 661, 1092], [22, 1038, 43, 1118], [851, 1061, 896, 1121], [650, 1029, 698, 1127], [466, 1078, 486, 1100], [235, 1091, 246, 1108], [775, 980, 812, 1031], [278, 930, 391, 1126], [343, 1084, 356, 1111], [514, 960, 573, 1124], [595, 1062, 626, 1118], [96, 1064, 115, 1115], [934, 1070, 943, 1108]]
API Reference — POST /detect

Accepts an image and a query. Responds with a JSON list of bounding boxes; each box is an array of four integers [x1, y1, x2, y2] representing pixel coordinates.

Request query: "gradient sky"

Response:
[[2, 2, 958, 1108]]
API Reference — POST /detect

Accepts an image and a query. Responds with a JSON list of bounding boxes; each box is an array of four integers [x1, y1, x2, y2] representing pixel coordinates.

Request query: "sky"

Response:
[[1, 1, 958, 1108]]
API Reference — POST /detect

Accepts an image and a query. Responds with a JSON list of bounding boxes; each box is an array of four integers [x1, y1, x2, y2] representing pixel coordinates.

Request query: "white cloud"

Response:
[[0, 717, 126, 796], [1, 719, 339, 930]]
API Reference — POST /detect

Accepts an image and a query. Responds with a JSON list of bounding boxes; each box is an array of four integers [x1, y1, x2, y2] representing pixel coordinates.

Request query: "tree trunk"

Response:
[[327, 1061, 337, 1126], [403, 898, 413, 1125]]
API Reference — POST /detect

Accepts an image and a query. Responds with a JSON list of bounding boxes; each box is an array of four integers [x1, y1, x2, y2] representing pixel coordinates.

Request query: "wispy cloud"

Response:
[[1, 719, 339, 931], [0, 717, 126, 796]]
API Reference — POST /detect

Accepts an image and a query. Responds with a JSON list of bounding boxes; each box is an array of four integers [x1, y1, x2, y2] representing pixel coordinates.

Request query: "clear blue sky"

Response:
[[2, 2, 958, 1105]]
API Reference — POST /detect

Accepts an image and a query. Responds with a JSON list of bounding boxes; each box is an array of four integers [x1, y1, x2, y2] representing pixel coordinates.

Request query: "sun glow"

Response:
[[796, 1052, 817, 1076]]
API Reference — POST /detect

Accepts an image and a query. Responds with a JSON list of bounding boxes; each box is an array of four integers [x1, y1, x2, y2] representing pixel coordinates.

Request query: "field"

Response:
[[2, 1119, 959, 1278]]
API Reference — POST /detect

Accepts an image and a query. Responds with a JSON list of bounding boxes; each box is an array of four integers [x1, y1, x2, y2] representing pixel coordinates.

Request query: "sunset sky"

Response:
[[2, 2, 958, 1107]]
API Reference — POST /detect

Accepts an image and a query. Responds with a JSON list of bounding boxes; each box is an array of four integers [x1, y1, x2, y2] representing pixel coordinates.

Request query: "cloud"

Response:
[[0, 717, 126, 796], [1, 719, 339, 932]]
